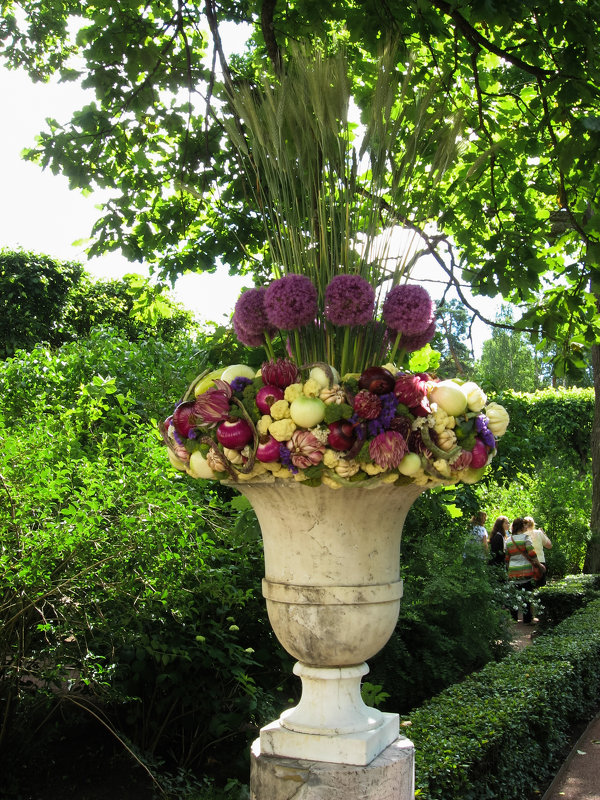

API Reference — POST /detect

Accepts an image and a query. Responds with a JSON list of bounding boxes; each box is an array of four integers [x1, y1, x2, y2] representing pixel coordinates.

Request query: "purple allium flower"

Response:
[[324, 275, 375, 326], [264, 274, 318, 330], [398, 320, 437, 352], [475, 415, 496, 448], [233, 287, 269, 331], [233, 316, 267, 348], [233, 287, 277, 346], [369, 430, 408, 470], [382, 284, 435, 335]]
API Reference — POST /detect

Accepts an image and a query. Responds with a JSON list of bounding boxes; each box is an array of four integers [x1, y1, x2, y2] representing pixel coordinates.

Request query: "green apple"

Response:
[[429, 380, 468, 416], [220, 364, 256, 384], [187, 450, 217, 479], [458, 466, 487, 484], [289, 395, 326, 427], [398, 453, 422, 476]]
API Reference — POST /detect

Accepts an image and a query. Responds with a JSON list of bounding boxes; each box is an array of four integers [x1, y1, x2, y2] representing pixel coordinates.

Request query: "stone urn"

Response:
[[236, 480, 425, 767]]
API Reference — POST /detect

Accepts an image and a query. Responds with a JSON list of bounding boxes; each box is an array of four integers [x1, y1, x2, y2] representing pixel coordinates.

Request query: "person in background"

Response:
[[469, 511, 488, 554], [523, 516, 552, 587], [506, 517, 544, 624], [488, 516, 510, 567]]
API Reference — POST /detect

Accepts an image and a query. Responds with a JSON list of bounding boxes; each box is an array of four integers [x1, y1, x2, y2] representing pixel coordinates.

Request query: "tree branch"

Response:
[[261, 0, 282, 74], [430, 0, 552, 80], [204, 0, 235, 95]]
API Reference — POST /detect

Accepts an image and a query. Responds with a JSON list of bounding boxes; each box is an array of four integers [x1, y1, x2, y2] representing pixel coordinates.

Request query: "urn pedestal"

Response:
[[236, 480, 423, 791]]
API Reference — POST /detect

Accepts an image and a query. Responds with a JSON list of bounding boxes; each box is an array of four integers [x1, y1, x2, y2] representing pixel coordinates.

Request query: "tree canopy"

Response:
[[1, 0, 599, 369]]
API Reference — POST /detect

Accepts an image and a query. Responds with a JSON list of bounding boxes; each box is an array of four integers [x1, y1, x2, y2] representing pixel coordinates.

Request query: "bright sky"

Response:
[[0, 41, 253, 326], [0, 54, 497, 349]]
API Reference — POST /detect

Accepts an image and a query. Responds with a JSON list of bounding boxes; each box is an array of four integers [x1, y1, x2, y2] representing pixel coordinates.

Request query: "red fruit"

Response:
[[256, 384, 285, 415], [358, 366, 395, 395], [327, 421, 357, 451], [469, 438, 489, 469], [216, 419, 254, 450]]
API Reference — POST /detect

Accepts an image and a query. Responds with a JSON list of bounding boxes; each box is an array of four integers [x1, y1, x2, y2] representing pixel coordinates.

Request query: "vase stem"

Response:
[[281, 662, 381, 736], [260, 660, 400, 766]]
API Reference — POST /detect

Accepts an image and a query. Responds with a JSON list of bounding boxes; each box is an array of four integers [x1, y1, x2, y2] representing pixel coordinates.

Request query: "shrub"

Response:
[[536, 574, 600, 628], [406, 596, 600, 800]]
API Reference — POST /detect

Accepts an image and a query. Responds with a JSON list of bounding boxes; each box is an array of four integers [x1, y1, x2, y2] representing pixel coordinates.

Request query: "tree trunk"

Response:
[[584, 342, 600, 572]]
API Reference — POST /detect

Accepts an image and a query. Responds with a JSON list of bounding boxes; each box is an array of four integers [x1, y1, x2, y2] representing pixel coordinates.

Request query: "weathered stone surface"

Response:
[[250, 736, 415, 800], [237, 482, 424, 666], [261, 708, 400, 766]]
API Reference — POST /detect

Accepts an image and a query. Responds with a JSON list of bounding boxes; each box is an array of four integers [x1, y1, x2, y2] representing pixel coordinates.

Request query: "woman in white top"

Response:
[[524, 516, 552, 586]]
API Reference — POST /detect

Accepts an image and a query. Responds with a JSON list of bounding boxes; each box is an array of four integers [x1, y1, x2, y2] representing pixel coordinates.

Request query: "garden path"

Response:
[[509, 618, 537, 651], [509, 619, 600, 800], [541, 712, 600, 800]]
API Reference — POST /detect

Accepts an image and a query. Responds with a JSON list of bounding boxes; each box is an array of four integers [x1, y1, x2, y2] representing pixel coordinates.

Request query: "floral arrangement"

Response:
[[162, 49, 509, 488], [162, 278, 509, 490]]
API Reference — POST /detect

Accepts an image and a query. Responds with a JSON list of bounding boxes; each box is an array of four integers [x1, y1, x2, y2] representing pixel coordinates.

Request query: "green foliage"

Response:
[[0, 249, 83, 358], [484, 387, 593, 481], [63, 271, 197, 343], [0, 413, 278, 783], [0, 330, 285, 783], [432, 300, 474, 379], [535, 574, 600, 629], [476, 323, 539, 393], [0, 249, 196, 359], [0, 323, 258, 431], [407, 597, 600, 800]]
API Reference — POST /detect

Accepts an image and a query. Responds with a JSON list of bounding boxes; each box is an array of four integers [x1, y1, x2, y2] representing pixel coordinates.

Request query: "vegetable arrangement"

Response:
[[162, 351, 509, 489]]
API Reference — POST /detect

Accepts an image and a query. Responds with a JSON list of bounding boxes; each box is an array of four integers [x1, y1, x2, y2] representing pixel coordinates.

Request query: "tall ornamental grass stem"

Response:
[[224, 44, 462, 373]]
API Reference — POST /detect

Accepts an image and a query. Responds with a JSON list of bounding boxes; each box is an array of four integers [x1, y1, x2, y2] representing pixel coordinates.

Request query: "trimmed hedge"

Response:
[[404, 593, 600, 800], [536, 574, 600, 628]]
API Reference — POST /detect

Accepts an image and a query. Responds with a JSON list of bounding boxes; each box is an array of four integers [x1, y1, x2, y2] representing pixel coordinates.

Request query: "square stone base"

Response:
[[250, 736, 415, 800], [260, 712, 400, 766]]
